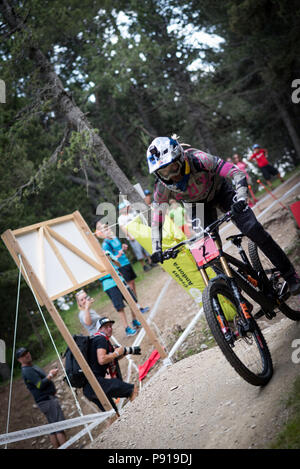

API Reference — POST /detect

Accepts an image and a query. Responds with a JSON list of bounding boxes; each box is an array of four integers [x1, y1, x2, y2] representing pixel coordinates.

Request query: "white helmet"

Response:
[[146, 136, 184, 180]]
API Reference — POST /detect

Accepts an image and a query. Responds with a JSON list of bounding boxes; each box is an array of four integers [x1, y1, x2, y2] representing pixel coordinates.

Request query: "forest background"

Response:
[[0, 0, 299, 372]]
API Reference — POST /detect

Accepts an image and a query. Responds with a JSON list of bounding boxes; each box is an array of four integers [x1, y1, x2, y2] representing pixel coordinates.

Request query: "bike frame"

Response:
[[162, 210, 282, 323], [199, 237, 277, 316]]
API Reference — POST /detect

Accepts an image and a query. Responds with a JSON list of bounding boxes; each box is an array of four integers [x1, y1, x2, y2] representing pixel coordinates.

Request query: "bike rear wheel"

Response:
[[248, 241, 300, 321], [202, 281, 273, 386]]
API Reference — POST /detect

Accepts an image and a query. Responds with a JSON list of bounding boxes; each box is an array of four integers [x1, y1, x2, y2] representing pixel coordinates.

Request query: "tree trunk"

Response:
[[0, 0, 146, 207], [272, 93, 300, 163]]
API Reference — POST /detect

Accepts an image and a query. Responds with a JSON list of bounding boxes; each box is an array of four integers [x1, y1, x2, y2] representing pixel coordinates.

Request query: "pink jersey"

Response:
[[236, 161, 249, 180], [151, 148, 248, 252]]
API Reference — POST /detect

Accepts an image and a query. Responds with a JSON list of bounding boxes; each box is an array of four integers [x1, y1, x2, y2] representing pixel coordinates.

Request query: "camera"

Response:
[[123, 346, 141, 356]]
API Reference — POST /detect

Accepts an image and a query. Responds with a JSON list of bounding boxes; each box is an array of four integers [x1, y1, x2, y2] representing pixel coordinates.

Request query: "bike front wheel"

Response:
[[202, 281, 273, 386]]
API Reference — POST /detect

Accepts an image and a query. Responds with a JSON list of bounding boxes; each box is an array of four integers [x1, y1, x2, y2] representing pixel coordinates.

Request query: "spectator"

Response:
[[144, 189, 152, 206], [232, 154, 258, 206], [16, 347, 66, 449], [97, 221, 150, 311], [232, 154, 250, 180], [118, 201, 152, 272], [249, 144, 284, 188], [76, 289, 100, 336], [168, 198, 192, 237], [82, 317, 138, 412], [95, 222, 149, 337]]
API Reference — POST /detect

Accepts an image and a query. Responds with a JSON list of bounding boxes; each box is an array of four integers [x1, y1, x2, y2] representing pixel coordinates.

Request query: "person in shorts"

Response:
[[249, 144, 284, 188], [95, 222, 149, 336], [16, 347, 66, 449]]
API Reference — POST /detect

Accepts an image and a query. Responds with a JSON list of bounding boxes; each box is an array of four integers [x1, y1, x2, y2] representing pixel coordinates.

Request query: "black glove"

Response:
[[123, 346, 141, 356], [151, 250, 163, 264], [231, 199, 247, 216]]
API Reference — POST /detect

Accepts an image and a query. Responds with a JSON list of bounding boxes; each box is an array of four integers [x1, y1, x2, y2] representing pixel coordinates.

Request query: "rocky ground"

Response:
[[1, 173, 300, 450]]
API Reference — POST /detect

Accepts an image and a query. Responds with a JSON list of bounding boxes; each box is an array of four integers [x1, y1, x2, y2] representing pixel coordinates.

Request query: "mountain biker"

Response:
[[147, 136, 300, 296]]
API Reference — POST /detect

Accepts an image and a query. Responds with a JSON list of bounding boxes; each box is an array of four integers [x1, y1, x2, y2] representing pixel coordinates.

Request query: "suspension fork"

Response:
[[197, 244, 233, 343], [217, 240, 256, 324], [200, 239, 254, 331]]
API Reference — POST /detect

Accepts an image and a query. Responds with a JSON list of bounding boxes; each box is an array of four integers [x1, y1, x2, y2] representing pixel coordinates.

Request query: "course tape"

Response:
[[0, 411, 114, 445], [58, 419, 103, 449]]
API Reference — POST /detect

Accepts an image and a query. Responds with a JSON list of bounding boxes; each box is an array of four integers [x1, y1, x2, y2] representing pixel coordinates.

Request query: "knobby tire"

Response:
[[248, 241, 300, 321], [203, 282, 273, 386]]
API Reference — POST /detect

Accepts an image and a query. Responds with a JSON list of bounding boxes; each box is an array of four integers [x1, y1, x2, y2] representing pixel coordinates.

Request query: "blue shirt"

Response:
[[102, 237, 130, 267], [99, 246, 126, 292]]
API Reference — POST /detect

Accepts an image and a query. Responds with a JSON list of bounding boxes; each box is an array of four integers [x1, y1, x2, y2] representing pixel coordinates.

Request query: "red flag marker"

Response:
[[138, 349, 161, 381]]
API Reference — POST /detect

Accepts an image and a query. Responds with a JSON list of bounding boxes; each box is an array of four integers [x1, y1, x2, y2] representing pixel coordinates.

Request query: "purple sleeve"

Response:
[[192, 150, 248, 200]]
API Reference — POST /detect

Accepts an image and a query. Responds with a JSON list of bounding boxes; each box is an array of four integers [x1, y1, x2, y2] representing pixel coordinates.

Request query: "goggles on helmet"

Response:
[[156, 161, 182, 180]]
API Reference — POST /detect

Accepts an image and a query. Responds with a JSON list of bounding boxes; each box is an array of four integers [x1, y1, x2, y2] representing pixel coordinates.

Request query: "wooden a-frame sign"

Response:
[[1, 210, 167, 414]]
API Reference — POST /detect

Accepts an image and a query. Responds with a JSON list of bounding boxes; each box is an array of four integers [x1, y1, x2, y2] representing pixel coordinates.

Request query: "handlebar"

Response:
[[161, 210, 233, 261]]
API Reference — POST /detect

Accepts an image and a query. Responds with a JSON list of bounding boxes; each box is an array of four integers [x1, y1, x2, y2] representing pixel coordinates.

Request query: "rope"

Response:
[[4, 255, 22, 449], [17, 255, 94, 443], [0, 412, 114, 446]]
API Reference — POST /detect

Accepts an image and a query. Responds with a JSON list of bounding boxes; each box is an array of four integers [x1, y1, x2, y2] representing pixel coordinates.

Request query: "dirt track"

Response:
[[89, 318, 300, 449]]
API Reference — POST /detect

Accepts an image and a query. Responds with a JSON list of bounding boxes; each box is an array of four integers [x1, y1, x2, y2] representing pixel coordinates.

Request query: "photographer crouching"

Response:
[[83, 317, 139, 412]]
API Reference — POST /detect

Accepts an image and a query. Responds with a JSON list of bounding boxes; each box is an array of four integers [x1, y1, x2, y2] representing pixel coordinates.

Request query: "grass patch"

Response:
[[269, 376, 300, 449]]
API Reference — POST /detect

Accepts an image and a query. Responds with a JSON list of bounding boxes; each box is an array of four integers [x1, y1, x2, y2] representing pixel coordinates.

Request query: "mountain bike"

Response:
[[161, 211, 300, 386]]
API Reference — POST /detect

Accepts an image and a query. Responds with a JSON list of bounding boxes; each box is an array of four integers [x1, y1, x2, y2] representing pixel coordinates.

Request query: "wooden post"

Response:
[[37, 227, 46, 288], [73, 211, 167, 359], [1, 229, 114, 413]]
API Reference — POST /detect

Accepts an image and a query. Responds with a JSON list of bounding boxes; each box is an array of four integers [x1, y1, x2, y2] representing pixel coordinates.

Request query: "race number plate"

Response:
[[189, 237, 220, 267]]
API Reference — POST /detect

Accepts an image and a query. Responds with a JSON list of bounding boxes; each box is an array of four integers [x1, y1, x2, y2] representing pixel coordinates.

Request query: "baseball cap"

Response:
[[118, 200, 130, 210], [16, 347, 28, 359], [144, 189, 151, 195], [96, 317, 115, 330]]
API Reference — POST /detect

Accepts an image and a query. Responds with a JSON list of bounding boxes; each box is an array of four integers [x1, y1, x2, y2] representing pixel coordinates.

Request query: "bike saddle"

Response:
[[226, 234, 244, 243]]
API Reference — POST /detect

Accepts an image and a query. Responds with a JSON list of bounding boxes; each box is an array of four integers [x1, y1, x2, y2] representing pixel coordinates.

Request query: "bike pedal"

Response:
[[254, 309, 265, 320]]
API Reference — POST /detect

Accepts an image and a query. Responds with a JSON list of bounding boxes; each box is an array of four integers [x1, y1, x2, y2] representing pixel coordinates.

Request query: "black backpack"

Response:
[[63, 335, 91, 388]]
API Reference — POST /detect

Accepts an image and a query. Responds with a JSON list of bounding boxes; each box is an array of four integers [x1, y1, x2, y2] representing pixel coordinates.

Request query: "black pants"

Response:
[[83, 376, 134, 412], [192, 180, 294, 279]]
